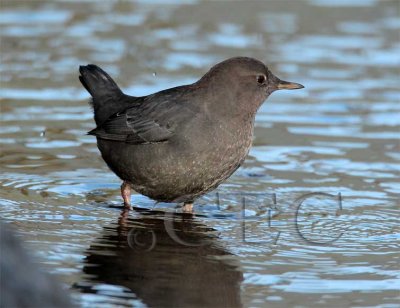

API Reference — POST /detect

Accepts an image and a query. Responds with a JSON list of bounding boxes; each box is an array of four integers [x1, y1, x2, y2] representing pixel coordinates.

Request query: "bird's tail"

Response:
[[79, 64, 124, 125]]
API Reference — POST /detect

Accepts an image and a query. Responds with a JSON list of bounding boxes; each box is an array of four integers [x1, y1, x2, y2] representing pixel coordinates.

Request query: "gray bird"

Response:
[[79, 57, 303, 211]]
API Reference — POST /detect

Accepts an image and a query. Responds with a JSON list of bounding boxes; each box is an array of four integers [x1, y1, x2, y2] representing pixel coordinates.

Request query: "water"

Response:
[[1, 0, 399, 307]]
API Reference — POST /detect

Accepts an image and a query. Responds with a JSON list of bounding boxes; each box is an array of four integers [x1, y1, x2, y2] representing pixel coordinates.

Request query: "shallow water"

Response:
[[1, 0, 399, 307]]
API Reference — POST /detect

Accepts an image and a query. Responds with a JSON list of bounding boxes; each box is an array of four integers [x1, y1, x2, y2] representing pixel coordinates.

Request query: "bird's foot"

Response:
[[118, 208, 130, 226], [121, 181, 132, 209], [123, 203, 132, 210], [182, 202, 193, 213]]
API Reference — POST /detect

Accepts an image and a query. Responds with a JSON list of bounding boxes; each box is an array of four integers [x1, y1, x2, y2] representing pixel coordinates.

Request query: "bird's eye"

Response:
[[257, 74, 266, 84]]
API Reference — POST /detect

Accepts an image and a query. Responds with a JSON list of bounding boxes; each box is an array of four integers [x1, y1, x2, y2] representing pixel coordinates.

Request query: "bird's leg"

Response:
[[182, 202, 193, 213], [121, 181, 132, 208]]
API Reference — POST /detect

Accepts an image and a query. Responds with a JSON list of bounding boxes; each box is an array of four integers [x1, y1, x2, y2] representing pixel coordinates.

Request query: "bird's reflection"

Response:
[[78, 208, 243, 307]]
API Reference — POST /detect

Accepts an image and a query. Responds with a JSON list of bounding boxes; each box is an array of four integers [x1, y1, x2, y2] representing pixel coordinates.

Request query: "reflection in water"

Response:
[[77, 208, 243, 307]]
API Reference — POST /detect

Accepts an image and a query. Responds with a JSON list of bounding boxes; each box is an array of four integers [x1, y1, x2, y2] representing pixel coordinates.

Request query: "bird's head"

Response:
[[198, 57, 304, 116]]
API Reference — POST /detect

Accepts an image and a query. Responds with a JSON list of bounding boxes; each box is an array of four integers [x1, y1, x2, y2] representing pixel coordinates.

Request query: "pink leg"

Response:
[[182, 202, 193, 213], [121, 181, 131, 208]]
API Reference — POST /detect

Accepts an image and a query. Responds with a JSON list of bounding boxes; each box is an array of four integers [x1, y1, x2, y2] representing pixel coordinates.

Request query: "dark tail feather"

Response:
[[79, 64, 122, 100], [79, 64, 124, 125], [79, 75, 92, 97]]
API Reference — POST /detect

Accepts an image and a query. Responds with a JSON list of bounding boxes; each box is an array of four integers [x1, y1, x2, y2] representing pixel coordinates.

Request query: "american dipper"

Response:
[[79, 57, 303, 211]]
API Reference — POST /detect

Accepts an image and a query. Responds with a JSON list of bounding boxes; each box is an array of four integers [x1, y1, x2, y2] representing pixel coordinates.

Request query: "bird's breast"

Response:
[[178, 116, 255, 175]]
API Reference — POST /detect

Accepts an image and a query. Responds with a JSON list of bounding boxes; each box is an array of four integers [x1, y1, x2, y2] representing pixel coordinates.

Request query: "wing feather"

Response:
[[88, 85, 196, 144]]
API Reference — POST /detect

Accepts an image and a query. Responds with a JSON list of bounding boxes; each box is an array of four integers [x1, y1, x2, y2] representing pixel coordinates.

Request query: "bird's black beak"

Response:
[[276, 79, 304, 90]]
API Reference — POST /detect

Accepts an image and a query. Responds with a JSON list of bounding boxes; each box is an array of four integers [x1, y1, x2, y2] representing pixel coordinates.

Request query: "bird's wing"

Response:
[[88, 86, 198, 144]]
